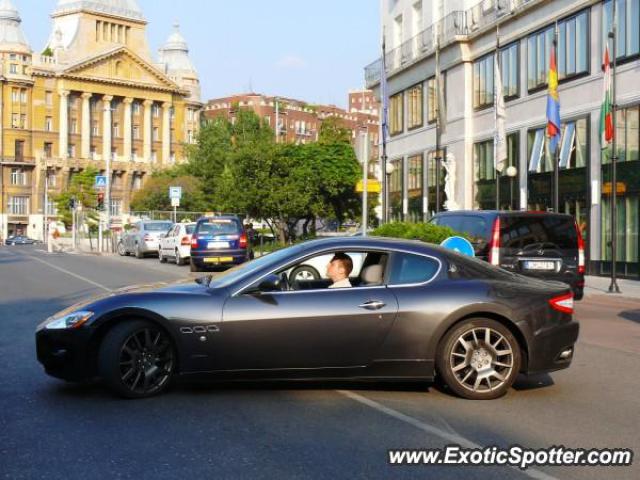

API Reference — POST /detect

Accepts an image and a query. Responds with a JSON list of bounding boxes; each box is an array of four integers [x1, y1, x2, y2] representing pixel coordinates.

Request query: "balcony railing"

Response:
[[365, 0, 541, 88]]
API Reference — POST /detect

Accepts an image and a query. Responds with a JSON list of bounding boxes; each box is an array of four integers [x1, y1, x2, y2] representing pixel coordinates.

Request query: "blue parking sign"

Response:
[[440, 236, 475, 257], [95, 175, 107, 188]]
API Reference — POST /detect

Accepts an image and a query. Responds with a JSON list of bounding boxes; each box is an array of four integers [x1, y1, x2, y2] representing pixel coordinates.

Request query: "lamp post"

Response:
[[385, 160, 395, 222], [506, 165, 517, 211]]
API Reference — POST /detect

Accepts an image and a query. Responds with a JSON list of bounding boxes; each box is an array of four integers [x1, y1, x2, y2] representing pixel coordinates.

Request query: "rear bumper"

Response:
[[190, 248, 248, 267], [524, 320, 580, 375]]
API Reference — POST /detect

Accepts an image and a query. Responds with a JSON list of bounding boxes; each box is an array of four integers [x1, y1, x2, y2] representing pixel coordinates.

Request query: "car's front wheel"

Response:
[[98, 320, 175, 399], [117, 241, 127, 256], [436, 318, 521, 400], [135, 243, 144, 259]]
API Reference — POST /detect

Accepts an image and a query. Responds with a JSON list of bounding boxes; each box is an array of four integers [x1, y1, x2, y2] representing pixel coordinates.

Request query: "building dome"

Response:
[[53, 0, 145, 21], [0, 0, 30, 51], [158, 23, 200, 102]]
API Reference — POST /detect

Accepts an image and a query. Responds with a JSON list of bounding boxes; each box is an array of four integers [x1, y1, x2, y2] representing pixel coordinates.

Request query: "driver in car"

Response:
[[327, 253, 353, 289]]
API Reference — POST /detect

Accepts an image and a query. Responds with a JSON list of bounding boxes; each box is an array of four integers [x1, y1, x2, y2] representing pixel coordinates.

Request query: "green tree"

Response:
[[54, 167, 100, 228], [129, 169, 209, 212], [318, 116, 352, 144]]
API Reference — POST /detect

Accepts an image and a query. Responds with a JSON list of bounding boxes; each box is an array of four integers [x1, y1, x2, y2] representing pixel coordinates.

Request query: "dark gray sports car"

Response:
[[36, 237, 578, 400]]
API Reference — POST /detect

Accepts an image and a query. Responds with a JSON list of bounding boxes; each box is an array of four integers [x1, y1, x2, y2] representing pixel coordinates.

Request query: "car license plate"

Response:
[[204, 256, 233, 263], [207, 241, 229, 249], [523, 260, 556, 271]]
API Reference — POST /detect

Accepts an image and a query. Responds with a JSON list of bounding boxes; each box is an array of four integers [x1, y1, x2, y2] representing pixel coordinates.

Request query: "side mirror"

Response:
[[257, 274, 282, 292]]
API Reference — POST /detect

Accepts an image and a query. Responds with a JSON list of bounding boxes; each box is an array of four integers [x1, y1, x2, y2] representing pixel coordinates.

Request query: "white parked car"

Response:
[[158, 223, 196, 265], [287, 252, 364, 282]]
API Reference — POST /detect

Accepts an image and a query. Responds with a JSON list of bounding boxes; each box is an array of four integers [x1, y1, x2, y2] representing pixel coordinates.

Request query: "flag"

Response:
[[380, 35, 389, 145], [546, 44, 561, 153], [599, 46, 614, 150], [494, 57, 507, 173]]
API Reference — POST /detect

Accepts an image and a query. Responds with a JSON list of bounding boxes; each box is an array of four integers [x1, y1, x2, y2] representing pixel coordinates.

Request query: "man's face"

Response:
[[326, 259, 345, 282]]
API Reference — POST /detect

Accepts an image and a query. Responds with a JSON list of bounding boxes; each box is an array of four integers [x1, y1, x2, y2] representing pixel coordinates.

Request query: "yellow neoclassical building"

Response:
[[0, 0, 201, 240]]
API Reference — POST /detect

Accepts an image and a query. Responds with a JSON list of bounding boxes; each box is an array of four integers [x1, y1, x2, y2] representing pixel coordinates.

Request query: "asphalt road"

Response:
[[1, 245, 638, 480]]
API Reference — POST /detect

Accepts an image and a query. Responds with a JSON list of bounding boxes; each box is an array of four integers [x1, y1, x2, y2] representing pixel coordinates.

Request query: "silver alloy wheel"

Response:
[[295, 270, 316, 281], [449, 327, 514, 393]]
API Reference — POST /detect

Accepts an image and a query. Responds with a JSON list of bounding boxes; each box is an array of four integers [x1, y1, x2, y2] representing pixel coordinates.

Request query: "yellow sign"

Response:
[[356, 179, 381, 193], [602, 182, 626, 195]]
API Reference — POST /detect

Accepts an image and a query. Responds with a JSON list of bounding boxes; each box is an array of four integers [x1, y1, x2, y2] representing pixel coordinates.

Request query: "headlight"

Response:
[[45, 311, 94, 330]]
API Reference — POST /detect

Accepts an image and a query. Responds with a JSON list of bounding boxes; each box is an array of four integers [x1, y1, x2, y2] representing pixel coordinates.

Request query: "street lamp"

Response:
[[506, 165, 517, 211], [385, 160, 395, 222]]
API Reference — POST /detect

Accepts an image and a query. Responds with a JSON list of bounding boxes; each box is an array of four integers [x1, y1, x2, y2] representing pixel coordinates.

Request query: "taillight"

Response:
[[576, 222, 585, 274], [488, 217, 501, 266], [181, 236, 191, 246], [143, 234, 152, 241], [549, 292, 574, 314], [190, 235, 198, 249], [239, 232, 247, 249]]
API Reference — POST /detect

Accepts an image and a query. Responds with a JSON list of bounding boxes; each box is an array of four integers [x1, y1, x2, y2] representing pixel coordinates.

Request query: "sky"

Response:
[[18, 0, 380, 109]]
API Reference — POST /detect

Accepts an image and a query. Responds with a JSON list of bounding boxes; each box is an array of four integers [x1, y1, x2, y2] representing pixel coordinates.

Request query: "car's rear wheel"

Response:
[[158, 249, 167, 263], [98, 320, 175, 399], [290, 265, 320, 281], [190, 259, 199, 272], [175, 249, 183, 265], [135, 243, 143, 259], [436, 318, 521, 400]]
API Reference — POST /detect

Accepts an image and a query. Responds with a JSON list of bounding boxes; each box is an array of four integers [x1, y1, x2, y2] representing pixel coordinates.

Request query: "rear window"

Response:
[[197, 219, 241, 236], [432, 215, 492, 242], [501, 216, 577, 250], [144, 222, 172, 232], [388, 253, 440, 285], [185, 225, 195, 235]]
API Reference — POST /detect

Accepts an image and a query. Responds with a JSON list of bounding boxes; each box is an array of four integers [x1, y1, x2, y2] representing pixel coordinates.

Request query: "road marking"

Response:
[[24, 253, 113, 292], [336, 389, 558, 480]]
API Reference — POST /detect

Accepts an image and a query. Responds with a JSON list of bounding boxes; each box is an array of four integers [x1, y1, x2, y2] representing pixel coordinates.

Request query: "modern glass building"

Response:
[[365, 0, 640, 278]]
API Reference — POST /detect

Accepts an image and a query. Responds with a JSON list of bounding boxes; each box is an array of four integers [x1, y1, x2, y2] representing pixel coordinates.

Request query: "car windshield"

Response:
[[197, 220, 240, 236], [207, 243, 309, 289], [144, 223, 173, 231]]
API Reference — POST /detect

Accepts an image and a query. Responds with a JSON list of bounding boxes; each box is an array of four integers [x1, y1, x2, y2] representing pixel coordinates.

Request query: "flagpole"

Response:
[[381, 31, 389, 224], [435, 33, 441, 213], [609, 1, 621, 293], [553, 24, 560, 213], [495, 23, 500, 210]]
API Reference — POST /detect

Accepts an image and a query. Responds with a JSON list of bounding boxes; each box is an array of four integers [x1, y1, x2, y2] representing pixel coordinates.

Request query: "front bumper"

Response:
[[36, 326, 95, 381], [524, 320, 580, 375]]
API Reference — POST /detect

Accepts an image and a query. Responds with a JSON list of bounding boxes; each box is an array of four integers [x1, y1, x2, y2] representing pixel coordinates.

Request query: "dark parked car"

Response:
[[36, 237, 578, 400], [5, 235, 37, 245], [189, 216, 251, 272], [431, 211, 585, 300]]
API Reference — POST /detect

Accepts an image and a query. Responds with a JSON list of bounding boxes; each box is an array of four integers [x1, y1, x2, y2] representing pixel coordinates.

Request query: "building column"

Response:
[[123, 97, 133, 161], [81, 92, 92, 159], [162, 102, 171, 164], [58, 90, 69, 159], [143, 100, 153, 162], [102, 95, 113, 162]]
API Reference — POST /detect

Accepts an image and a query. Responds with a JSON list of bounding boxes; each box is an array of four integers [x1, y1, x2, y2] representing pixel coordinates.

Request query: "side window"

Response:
[[389, 253, 440, 285]]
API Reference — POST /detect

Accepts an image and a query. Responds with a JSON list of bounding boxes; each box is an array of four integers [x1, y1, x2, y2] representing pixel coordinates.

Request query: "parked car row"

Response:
[[117, 215, 252, 272]]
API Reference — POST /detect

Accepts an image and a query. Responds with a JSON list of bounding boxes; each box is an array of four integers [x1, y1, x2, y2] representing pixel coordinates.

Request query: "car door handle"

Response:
[[358, 300, 386, 310]]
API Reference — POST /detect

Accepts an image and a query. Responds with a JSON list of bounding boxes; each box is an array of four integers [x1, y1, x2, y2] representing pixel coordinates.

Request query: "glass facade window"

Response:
[[500, 43, 519, 99], [475, 134, 520, 210], [426, 75, 444, 124], [407, 84, 423, 129], [473, 54, 494, 108], [426, 149, 446, 215], [10, 168, 26, 185], [407, 153, 423, 222], [527, 26, 554, 90], [604, 106, 639, 164], [475, 140, 495, 181], [8, 196, 29, 215], [389, 92, 404, 135], [558, 10, 589, 80], [603, 0, 640, 60]]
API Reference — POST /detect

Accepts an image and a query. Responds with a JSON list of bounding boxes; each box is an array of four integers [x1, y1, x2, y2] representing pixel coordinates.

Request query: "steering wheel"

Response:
[[279, 271, 290, 291]]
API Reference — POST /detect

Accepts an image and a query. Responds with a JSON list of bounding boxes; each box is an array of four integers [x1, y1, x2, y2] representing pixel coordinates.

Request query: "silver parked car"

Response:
[[118, 221, 174, 258]]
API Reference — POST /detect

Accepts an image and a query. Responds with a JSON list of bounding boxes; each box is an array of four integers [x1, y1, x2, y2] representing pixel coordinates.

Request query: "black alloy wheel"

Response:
[[99, 320, 175, 398]]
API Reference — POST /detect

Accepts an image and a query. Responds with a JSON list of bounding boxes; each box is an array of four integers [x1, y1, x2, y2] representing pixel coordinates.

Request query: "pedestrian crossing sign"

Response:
[[95, 175, 107, 189]]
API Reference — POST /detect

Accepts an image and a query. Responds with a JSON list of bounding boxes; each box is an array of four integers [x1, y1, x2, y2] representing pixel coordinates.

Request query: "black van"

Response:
[[431, 211, 585, 300]]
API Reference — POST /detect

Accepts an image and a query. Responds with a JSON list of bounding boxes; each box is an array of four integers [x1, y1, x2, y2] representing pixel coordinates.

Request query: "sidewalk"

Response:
[[585, 275, 640, 300]]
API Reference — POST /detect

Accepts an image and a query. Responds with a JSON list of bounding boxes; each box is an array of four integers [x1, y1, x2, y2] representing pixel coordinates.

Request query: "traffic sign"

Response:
[[356, 179, 381, 193], [95, 175, 107, 189], [169, 186, 182, 199], [440, 236, 475, 257], [171, 197, 180, 207]]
